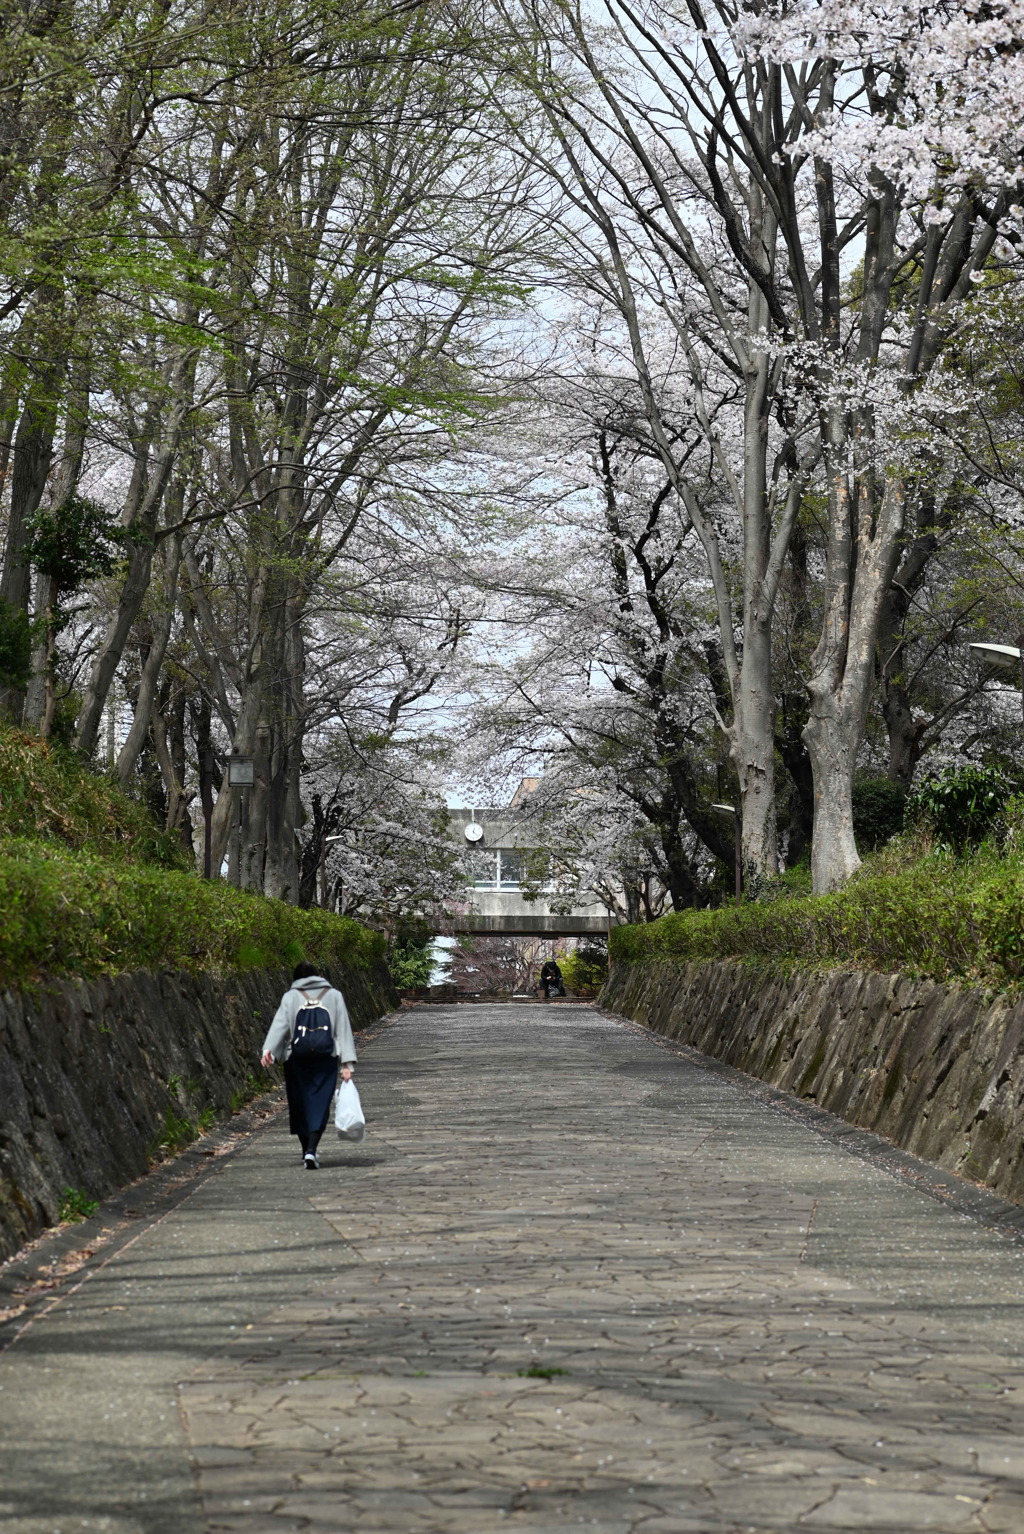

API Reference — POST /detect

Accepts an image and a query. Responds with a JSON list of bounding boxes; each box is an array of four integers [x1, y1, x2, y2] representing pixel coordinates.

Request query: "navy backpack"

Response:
[[291, 988, 333, 1058]]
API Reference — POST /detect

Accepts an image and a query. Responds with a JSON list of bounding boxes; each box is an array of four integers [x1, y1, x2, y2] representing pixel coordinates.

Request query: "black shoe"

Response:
[[303, 1152, 319, 1170]]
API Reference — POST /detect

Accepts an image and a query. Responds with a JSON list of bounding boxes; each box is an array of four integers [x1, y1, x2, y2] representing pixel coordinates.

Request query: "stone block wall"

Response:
[[0, 961, 395, 1260], [602, 958, 1024, 1204]]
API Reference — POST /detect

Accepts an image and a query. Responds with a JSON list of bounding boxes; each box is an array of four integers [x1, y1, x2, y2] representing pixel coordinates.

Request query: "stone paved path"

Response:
[[5, 1003, 1024, 1533]]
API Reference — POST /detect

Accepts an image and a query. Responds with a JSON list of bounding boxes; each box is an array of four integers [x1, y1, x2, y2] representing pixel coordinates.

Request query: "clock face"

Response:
[[464, 822, 484, 843]]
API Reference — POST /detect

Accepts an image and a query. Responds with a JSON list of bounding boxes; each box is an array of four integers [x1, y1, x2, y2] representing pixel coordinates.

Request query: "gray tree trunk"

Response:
[[804, 700, 861, 892], [730, 243, 779, 883], [114, 533, 183, 784], [0, 294, 67, 720], [74, 389, 189, 759], [22, 572, 50, 729], [804, 477, 907, 890], [263, 587, 305, 902]]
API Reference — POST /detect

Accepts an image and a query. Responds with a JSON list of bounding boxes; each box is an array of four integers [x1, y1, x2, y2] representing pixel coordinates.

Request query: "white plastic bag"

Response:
[[335, 1079, 366, 1141]]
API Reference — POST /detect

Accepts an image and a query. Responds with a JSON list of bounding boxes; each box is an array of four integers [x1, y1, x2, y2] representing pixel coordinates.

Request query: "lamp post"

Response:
[[711, 802, 742, 903], [199, 750, 216, 879], [227, 754, 254, 788], [228, 755, 254, 886], [969, 639, 1024, 732], [322, 832, 344, 909]]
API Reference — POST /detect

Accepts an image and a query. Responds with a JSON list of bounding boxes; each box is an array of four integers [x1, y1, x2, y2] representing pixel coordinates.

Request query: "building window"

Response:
[[468, 850, 528, 890], [498, 851, 525, 889], [469, 850, 498, 888]]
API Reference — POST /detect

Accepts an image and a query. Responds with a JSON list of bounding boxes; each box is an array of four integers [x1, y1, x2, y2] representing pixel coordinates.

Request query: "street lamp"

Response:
[[227, 755, 254, 885], [321, 832, 345, 909], [969, 639, 1024, 730], [711, 802, 742, 904], [227, 755, 254, 787], [199, 749, 216, 878]]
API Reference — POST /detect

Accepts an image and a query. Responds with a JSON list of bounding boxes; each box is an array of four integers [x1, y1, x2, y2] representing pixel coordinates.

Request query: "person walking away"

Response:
[[260, 961, 356, 1169]]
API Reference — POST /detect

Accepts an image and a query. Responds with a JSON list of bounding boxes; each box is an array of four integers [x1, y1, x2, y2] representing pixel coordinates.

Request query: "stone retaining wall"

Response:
[[602, 958, 1024, 1204], [0, 961, 395, 1260]]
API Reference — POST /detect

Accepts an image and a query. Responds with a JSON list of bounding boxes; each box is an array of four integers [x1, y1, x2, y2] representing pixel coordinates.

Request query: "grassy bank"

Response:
[[0, 731, 383, 986], [610, 838, 1024, 993], [0, 728, 184, 862]]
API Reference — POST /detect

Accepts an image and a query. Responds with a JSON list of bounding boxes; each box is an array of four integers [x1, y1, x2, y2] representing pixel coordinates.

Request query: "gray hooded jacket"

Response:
[[260, 975, 357, 1065]]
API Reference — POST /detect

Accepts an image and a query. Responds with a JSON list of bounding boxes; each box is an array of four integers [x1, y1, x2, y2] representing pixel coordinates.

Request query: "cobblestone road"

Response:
[[5, 1002, 1024, 1533]]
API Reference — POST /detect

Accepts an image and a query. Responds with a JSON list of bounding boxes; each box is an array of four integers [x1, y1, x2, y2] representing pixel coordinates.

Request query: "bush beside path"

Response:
[[613, 835, 1024, 994]]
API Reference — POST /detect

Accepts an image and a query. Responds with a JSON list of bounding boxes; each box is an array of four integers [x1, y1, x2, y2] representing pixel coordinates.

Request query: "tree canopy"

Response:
[[2, 0, 1023, 918]]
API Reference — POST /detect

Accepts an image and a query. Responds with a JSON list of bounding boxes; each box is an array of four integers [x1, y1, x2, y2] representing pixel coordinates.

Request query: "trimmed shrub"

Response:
[[0, 729, 385, 989], [609, 841, 1024, 992], [560, 944, 609, 995], [0, 839, 383, 987]]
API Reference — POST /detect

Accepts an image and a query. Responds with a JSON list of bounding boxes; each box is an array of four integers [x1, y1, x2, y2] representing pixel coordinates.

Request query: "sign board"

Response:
[[228, 757, 255, 786]]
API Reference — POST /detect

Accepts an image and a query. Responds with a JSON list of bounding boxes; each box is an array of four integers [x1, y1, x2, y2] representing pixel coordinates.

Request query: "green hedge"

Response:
[[0, 839, 384, 986], [609, 845, 1024, 992]]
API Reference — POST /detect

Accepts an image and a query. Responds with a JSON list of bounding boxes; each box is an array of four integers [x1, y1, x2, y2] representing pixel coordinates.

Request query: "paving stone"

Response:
[[6, 1001, 1024, 1533], [166, 1004, 1024, 1531], [801, 1486, 981, 1526]]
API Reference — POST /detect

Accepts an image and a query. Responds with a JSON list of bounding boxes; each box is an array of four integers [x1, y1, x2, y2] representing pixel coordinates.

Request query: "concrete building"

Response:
[[447, 792, 614, 937]]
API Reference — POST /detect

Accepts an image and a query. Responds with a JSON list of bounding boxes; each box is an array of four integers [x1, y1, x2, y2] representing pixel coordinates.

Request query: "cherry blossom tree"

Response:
[[487, 0, 1018, 889], [455, 377, 740, 910], [743, 1, 1024, 215]]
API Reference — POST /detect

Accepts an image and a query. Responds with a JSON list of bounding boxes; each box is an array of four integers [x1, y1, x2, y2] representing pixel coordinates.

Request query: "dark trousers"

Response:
[[284, 1055, 337, 1154]]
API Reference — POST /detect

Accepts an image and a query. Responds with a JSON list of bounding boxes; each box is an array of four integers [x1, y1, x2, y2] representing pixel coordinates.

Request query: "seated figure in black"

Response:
[[539, 959, 564, 999]]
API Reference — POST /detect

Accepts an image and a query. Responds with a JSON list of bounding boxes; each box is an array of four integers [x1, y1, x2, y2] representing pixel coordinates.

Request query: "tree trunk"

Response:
[[730, 229, 780, 884], [239, 722, 270, 892], [22, 343, 90, 732], [659, 816, 704, 910], [732, 614, 777, 884], [805, 477, 907, 891], [151, 676, 194, 854], [74, 376, 191, 759], [76, 538, 159, 758], [804, 697, 861, 891], [114, 533, 182, 783], [0, 296, 67, 623], [298, 792, 328, 909], [777, 691, 815, 866], [263, 586, 305, 903], [22, 572, 50, 729], [39, 574, 60, 740], [204, 548, 275, 880], [877, 506, 942, 787], [0, 306, 67, 720], [190, 694, 217, 875], [881, 674, 922, 789]]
